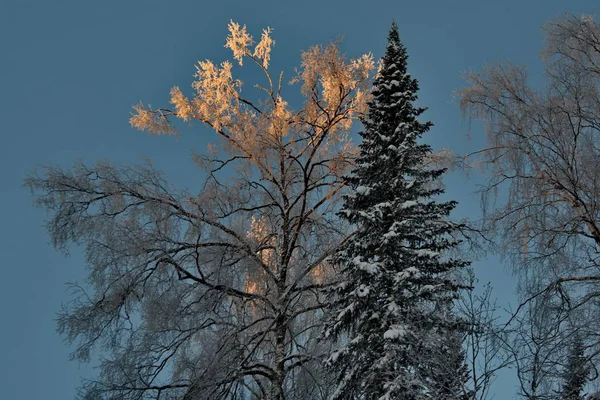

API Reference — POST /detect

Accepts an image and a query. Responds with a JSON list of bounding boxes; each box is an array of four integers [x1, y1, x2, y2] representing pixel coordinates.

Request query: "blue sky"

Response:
[[1, 1, 598, 398]]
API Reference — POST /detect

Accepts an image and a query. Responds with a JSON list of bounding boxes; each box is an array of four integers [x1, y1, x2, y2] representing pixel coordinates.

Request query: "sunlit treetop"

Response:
[[129, 21, 374, 168]]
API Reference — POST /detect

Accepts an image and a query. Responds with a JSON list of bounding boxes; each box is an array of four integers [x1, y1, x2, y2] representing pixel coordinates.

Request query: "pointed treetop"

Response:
[[323, 20, 468, 400], [388, 20, 400, 47], [383, 21, 407, 69]]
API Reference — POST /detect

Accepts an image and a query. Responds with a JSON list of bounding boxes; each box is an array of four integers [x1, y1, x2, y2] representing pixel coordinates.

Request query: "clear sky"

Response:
[[1, 1, 599, 399]]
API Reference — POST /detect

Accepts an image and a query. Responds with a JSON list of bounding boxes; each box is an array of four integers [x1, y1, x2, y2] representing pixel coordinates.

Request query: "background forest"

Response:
[[2, 1, 600, 399]]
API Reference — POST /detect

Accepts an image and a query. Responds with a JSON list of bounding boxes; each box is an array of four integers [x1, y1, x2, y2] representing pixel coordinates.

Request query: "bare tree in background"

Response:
[[458, 271, 512, 400], [505, 294, 570, 400], [459, 13, 600, 374], [26, 22, 373, 400]]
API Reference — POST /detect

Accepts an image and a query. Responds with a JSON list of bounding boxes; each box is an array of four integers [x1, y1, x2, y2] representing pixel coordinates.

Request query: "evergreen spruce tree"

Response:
[[324, 22, 469, 400], [561, 334, 588, 400]]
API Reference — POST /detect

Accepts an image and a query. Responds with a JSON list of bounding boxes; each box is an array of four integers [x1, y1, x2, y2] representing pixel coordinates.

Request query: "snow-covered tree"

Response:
[[26, 22, 374, 400], [324, 22, 469, 400], [561, 334, 588, 400]]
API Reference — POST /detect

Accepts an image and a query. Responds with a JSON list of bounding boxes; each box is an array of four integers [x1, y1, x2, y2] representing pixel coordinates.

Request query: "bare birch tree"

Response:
[[505, 294, 570, 400], [458, 272, 511, 400], [26, 22, 373, 400], [459, 13, 600, 372]]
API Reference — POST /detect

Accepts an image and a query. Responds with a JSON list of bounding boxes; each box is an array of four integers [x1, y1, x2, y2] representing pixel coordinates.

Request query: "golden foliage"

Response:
[[247, 215, 276, 268], [310, 262, 326, 284], [225, 21, 254, 66], [254, 28, 274, 68], [244, 275, 261, 296], [130, 21, 374, 178], [243, 215, 276, 299], [267, 97, 291, 139], [169, 87, 194, 122], [129, 103, 174, 135], [224, 21, 274, 69], [191, 60, 241, 131], [292, 44, 373, 130]]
